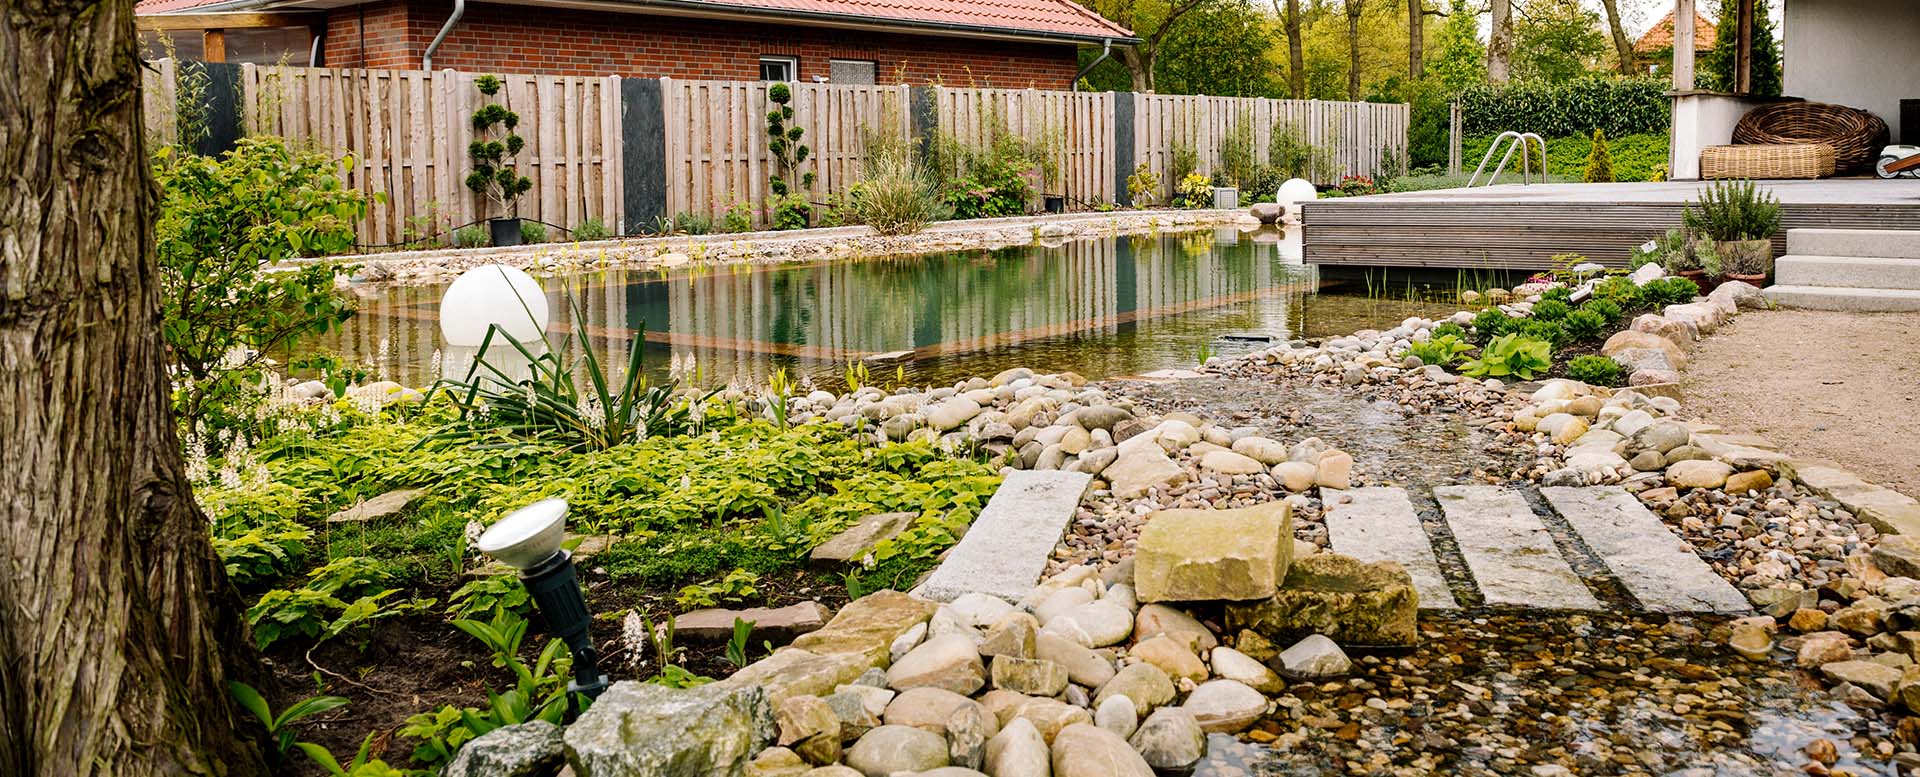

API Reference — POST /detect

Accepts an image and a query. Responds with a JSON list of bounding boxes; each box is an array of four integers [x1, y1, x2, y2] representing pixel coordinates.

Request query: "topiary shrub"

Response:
[[466, 74, 532, 218], [1583, 128, 1615, 183], [765, 82, 816, 230], [1567, 355, 1624, 387]]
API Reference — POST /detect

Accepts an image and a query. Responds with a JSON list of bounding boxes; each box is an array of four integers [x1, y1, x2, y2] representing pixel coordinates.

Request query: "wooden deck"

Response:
[[1302, 180, 1920, 271]]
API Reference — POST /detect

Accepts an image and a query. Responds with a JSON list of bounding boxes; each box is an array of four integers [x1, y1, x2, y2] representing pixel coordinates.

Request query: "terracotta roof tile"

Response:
[[138, 0, 1134, 40], [1634, 7, 1717, 54]]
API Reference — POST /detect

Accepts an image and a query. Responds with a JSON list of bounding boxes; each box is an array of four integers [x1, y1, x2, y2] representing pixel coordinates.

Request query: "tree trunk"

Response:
[[1118, 45, 1154, 92], [0, 0, 266, 775], [1279, 0, 1305, 98], [1487, 0, 1512, 83], [1408, 0, 1425, 80], [1346, 0, 1366, 100], [1600, 0, 1635, 75]]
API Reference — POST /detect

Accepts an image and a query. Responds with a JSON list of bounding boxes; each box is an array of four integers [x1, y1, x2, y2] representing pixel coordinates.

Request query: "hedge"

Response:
[[1458, 76, 1670, 139], [1460, 132, 1669, 183]]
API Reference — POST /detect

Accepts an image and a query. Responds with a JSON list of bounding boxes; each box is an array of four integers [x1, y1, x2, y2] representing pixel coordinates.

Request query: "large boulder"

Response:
[[719, 648, 874, 706], [1180, 679, 1267, 733], [1091, 663, 1176, 715], [564, 681, 774, 777], [1128, 707, 1206, 769], [788, 590, 939, 666], [888, 634, 988, 695], [844, 725, 949, 777], [1601, 330, 1688, 371], [1104, 443, 1189, 499], [1224, 554, 1418, 647], [443, 720, 565, 777], [983, 718, 1051, 777], [1134, 502, 1293, 603], [1050, 724, 1155, 777]]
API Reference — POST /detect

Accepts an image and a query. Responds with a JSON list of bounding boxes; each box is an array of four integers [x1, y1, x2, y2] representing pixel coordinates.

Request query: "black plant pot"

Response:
[[1043, 195, 1066, 214], [489, 217, 523, 247]]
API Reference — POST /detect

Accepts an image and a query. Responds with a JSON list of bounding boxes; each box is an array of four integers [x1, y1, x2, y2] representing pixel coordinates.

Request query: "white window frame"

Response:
[[759, 55, 798, 82]]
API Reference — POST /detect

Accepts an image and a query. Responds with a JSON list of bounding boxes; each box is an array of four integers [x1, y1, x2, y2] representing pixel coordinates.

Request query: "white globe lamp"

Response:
[[439, 264, 550, 347], [1276, 178, 1318, 208]]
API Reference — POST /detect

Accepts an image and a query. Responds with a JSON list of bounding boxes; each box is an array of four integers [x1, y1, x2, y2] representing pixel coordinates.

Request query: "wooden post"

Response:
[[1672, 0, 1695, 91], [1734, 0, 1755, 94], [202, 28, 226, 63], [1448, 101, 1462, 175]]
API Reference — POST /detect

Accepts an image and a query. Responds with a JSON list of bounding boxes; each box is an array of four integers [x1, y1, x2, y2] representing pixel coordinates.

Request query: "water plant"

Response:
[[1567, 354, 1625, 386], [1460, 333, 1553, 380]]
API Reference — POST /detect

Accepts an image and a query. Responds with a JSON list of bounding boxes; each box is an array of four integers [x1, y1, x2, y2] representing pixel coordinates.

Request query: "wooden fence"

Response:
[[143, 60, 1406, 237]]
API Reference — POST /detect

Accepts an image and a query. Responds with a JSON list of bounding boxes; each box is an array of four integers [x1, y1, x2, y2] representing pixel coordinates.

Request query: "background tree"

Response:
[[0, 0, 264, 774], [1279, 0, 1306, 98], [1083, 0, 1213, 91], [1427, 0, 1486, 92], [1700, 0, 1782, 96], [1155, 0, 1284, 96], [1488, 0, 1513, 83], [1345, 0, 1368, 99], [1598, 0, 1635, 74], [1512, 0, 1608, 82], [1407, 0, 1429, 79]]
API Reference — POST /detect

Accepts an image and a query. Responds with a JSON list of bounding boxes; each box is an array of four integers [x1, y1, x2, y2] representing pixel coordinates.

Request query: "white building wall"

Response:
[[1785, 0, 1920, 140]]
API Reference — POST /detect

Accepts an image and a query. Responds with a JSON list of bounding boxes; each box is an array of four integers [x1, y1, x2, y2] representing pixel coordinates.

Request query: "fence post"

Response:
[[1112, 92, 1135, 206], [192, 61, 244, 157], [621, 77, 666, 234], [909, 85, 938, 163]]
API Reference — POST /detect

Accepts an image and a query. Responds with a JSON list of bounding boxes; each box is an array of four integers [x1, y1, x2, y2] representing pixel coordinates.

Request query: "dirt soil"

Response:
[[1681, 309, 1920, 497]]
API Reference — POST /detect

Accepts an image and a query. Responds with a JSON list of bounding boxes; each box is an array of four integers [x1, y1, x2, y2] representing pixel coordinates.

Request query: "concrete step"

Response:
[[1434, 485, 1600, 610], [1540, 486, 1750, 614], [1322, 487, 1459, 609], [1787, 228, 1920, 260], [915, 470, 1092, 603], [1775, 255, 1920, 290], [1762, 285, 1920, 312]]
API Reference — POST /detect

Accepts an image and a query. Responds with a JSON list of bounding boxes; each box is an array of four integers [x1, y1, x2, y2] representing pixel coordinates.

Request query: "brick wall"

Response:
[[322, 0, 1083, 88]]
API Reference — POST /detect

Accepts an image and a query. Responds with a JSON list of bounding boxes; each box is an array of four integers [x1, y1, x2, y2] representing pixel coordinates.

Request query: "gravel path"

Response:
[[1681, 309, 1920, 497]]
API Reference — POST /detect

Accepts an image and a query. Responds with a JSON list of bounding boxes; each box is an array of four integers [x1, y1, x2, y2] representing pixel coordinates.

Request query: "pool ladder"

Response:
[[1468, 131, 1547, 186]]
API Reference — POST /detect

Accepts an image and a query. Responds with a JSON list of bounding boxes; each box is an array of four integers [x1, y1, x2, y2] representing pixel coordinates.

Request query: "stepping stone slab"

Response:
[[1434, 485, 1600, 610], [1222, 553, 1418, 647], [1323, 487, 1459, 609], [1540, 486, 1749, 614], [917, 471, 1093, 603], [673, 601, 830, 644], [1134, 502, 1292, 603], [326, 487, 425, 523], [810, 511, 917, 564]]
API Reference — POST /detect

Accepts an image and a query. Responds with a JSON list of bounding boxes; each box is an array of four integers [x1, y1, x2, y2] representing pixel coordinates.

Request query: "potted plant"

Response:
[[466, 74, 533, 246], [765, 83, 815, 230], [1650, 227, 1719, 294], [1683, 179, 1783, 286]]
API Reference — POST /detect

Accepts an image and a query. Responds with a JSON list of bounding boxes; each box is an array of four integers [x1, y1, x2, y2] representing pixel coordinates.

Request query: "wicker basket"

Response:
[[1733, 101, 1889, 172], [1700, 143, 1836, 180]]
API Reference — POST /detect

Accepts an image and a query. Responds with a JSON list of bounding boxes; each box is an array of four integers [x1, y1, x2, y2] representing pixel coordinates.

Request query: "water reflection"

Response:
[[313, 228, 1452, 389]]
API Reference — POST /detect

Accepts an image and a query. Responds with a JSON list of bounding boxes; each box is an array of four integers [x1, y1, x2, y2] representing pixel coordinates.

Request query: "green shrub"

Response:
[[1460, 132, 1668, 183], [1517, 319, 1571, 349], [855, 157, 952, 235], [1590, 276, 1644, 310], [1461, 333, 1554, 380], [1176, 173, 1214, 209], [1458, 76, 1670, 139], [1562, 309, 1607, 341], [670, 211, 714, 235], [572, 217, 611, 241], [1470, 309, 1515, 343], [1583, 129, 1614, 183], [942, 159, 1034, 219], [153, 137, 364, 427], [1642, 277, 1702, 306], [721, 202, 753, 233], [1683, 179, 1783, 242], [1530, 299, 1571, 321], [1567, 355, 1624, 387], [1581, 298, 1623, 323], [454, 224, 488, 247], [518, 221, 547, 244], [1432, 322, 1468, 340], [1408, 334, 1475, 368], [1540, 285, 1573, 303]]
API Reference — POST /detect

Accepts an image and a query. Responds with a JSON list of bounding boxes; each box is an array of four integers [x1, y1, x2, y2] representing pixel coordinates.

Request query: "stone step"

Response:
[[1774, 255, 1920, 290], [915, 470, 1093, 603], [1434, 485, 1600, 610], [1787, 228, 1920, 260], [1322, 487, 1460, 610], [1762, 285, 1920, 312], [1540, 486, 1750, 614]]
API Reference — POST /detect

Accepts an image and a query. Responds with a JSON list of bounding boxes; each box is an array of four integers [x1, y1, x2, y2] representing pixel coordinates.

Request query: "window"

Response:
[[759, 56, 797, 82], [829, 59, 877, 85]]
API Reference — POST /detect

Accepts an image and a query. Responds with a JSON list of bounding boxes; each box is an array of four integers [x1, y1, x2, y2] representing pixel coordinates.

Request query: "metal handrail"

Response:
[[1468, 131, 1548, 186]]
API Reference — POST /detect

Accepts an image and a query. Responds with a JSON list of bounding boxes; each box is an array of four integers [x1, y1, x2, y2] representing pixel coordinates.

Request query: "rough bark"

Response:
[[1600, 0, 1635, 75], [1487, 0, 1513, 83], [1408, 0, 1425, 80], [0, 0, 265, 774], [1118, 45, 1154, 92], [1277, 0, 1305, 98], [1346, 0, 1366, 100]]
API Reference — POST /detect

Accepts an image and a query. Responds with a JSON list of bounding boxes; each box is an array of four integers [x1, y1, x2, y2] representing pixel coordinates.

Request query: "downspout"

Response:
[[1072, 38, 1113, 92], [308, 32, 323, 67], [423, 0, 465, 71]]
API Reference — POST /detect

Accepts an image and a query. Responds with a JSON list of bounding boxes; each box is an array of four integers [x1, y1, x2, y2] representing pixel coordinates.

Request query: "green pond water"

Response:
[[313, 228, 1465, 389]]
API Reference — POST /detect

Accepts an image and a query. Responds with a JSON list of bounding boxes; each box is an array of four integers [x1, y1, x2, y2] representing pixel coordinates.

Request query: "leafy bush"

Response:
[[465, 75, 533, 214], [1683, 179, 1783, 242], [1217, 113, 1257, 187], [943, 159, 1034, 219], [153, 137, 364, 427], [1126, 163, 1161, 207], [1562, 309, 1607, 341], [1581, 298, 1624, 323], [1336, 175, 1379, 197], [518, 221, 547, 244], [1583, 129, 1614, 183], [1517, 319, 1571, 349], [1408, 334, 1475, 368], [1530, 299, 1571, 321], [1461, 334, 1554, 380], [403, 611, 572, 770], [246, 557, 406, 649], [1642, 276, 1702, 306], [453, 225, 488, 247], [1458, 76, 1670, 139], [1470, 309, 1516, 343], [855, 156, 952, 235], [1268, 120, 1330, 180], [1590, 276, 1644, 310], [668, 211, 714, 235], [1567, 355, 1624, 387], [215, 521, 314, 589], [1176, 172, 1213, 209], [1432, 322, 1468, 340], [1540, 285, 1573, 303], [572, 217, 612, 241], [721, 202, 753, 233]]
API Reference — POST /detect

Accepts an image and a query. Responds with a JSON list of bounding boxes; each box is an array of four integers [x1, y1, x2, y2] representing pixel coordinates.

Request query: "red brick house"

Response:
[[136, 0, 1134, 89]]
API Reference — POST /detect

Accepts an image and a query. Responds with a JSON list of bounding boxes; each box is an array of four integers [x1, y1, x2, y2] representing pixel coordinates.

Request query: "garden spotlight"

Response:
[[473, 498, 611, 712]]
